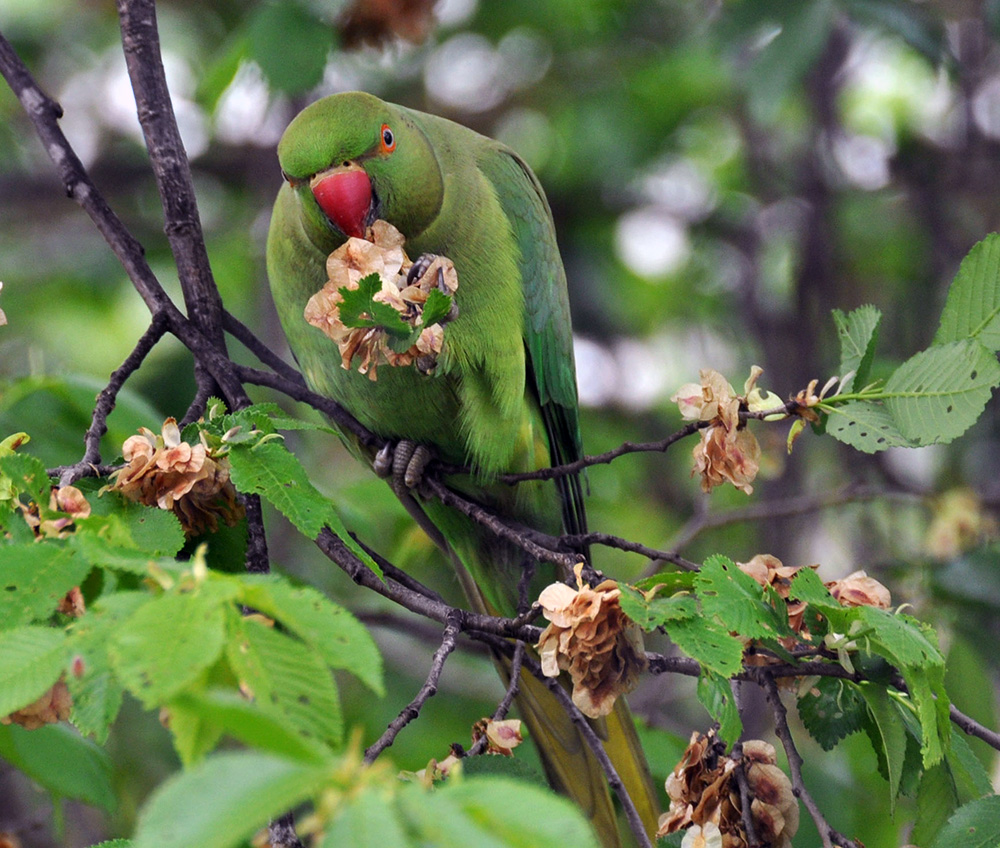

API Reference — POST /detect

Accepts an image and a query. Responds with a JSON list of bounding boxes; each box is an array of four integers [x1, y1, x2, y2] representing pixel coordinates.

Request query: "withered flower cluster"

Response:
[[111, 418, 243, 537], [658, 730, 799, 848], [672, 368, 771, 495], [304, 220, 458, 380], [536, 566, 647, 719]]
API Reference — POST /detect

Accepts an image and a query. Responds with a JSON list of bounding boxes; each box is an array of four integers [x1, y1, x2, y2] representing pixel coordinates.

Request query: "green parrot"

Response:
[[266, 91, 659, 846]]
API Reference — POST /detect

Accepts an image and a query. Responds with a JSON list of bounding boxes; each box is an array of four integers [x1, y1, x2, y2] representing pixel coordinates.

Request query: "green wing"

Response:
[[477, 147, 587, 538]]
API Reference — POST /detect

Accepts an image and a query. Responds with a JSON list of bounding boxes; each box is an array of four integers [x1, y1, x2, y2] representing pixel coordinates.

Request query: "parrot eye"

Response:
[[380, 124, 396, 153]]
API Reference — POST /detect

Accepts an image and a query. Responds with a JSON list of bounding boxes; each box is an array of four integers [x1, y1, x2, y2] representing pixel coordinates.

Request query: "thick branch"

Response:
[[116, 0, 226, 350]]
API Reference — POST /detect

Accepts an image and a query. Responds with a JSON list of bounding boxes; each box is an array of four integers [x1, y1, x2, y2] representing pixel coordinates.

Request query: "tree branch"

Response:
[[365, 610, 463, 763], [757, 670, 860, 848]]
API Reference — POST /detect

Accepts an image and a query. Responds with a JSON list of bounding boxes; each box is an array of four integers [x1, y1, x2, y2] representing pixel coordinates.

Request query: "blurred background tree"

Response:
[[1, 1, 999, 845]]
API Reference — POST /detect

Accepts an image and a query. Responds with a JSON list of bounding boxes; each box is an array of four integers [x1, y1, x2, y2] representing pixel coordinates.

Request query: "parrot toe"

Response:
[[373, 440, 435, 495]]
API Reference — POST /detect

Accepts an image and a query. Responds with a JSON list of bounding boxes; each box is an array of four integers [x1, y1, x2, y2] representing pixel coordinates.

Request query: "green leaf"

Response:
[[246, 1, 334, 95], [0, 722, 115, 810], [666, 615, 745, 678], [912, 762, 959, 846], [696, 672, 741, 747], [858, 683, 908, 811], [226, 614, 343, 748], [824, 400, 916, 453], [109, 588, 230, 707], [0, 543, 92, 629], [0, 625, 67, 717], [934, 233, 1000, 349], [228, 440, 380, 575], [320, 784, 416, 848], [930, 795, 1000, 848], [170, 690, 331, 765], [618, 584, 697, 631], [420, 289, 454, 327], [796, 676, 865, 751], [338, 274, 413, 339], [396, 777, 601, 848], [695, 554, 790, 640], [946, 729, 995, 802], [883, 339, 1000, 446], [114, 498, 186, 556], [131, 751, 327, 848], [833, 305, 882, 391], [227, 440, 337, 539], [238, 577, 384, 695]]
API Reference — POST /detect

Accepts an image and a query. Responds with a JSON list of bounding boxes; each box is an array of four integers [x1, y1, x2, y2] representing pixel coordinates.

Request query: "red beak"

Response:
[[310, 167, 372, 239]]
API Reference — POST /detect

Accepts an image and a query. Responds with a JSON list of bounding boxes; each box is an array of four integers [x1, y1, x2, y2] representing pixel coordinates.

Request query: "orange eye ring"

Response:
[[380, 123, 396, 154]]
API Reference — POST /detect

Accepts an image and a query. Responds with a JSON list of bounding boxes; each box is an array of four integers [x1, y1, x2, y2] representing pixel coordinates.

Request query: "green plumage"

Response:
[[266, 92, 658, 846]]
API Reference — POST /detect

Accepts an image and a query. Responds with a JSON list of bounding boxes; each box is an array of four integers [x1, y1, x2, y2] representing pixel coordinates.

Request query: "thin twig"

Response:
[[242, 493, 270, 574], [564, 531, 699, 571], [521, 652, 654, 848], [466, 640, 526, 757], [730, 743, 761, 848], [422, 477, 578, 571], [58, 315, 168, 486], [222, 310, 306, 387], [950, 703, 1000, 751], [758, 671, 860, 848], [364, 611, 463, 763]]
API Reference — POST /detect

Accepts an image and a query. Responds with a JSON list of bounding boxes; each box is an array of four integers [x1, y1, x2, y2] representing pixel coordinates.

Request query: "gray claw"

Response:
[[373, 442, 393, 478], [407, 253, 437, 286]]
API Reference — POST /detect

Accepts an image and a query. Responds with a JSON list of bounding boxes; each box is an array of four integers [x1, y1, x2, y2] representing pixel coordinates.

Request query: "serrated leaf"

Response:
[[109, 589, 229, 707], [696, 673, 741, 747], [695, 555, 790, 640], [226, 615, 343, 747], [824, 400, 916, 453], [912, 762, 959, 846], [227, 440, 380, 575], [0, 544, 92, 629], [171, 691, 330, 765], [796, 676, 865, 751], [0, 451, 52, 503], [632, 571, 697, 595], [618, 585, 697, 631], [946, 728, 995, 801], [65, 594, 145, 742], [665, 615, 744, 678], [833, 305, 882, 391], [930, 795, 1000, 848], [131, 751, 326, 848], [883, 339, 1000, 446], [0, 722, 115, 810], [338, 274, 412, 338], [934, 233, 1000, 349], [227, 439, 338, 539], [395, 777, 601, 848], [420, 289, 454, 327], [0, 625, 67, 717], [858, 683, 908, 811], [238, 577, 383, 695]]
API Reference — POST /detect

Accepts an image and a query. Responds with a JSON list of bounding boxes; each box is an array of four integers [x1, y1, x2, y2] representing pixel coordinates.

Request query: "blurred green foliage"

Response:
[[2, 0, 1000, 845]]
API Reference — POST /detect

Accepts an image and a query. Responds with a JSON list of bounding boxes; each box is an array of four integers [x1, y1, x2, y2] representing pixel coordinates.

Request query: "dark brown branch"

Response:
[[267, 812, 305, 848], [730, 743, 761, 848], [564, 531, 699, 571], [950, 703, 1000, 751], [364, 611, 462, 763], [466, 640, 526, 757], [116, 0, 226, 351], [757, 671, 860, 848], [57, 314, 168, 486], [222, 310, 306, 387], [422, 477, 578, 571]]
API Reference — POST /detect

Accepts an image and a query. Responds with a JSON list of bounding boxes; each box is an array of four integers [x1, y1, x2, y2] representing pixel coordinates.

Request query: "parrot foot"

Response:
[[373, 440, 434, 495]]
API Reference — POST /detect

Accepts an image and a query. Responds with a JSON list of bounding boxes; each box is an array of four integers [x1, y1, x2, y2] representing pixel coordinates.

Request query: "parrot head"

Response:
[[277, 91, 444, 242]]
